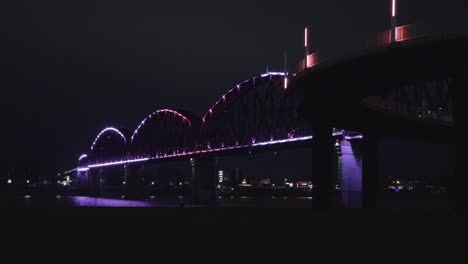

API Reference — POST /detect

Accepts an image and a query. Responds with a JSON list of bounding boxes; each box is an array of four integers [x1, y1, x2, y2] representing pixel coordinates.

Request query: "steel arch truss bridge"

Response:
[[77, 72, 348, 171]]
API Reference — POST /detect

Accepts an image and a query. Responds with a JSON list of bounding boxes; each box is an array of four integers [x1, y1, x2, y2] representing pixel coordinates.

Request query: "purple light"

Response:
[[202, 72, 286, 122], [84, 128, 350, 170], [260, 72, 286, 78], [131, 109, 192, 142], [71, 196, 154, 207], [91, 127, 127, 151], [345, 135, 363, 140], [64, 168, 77, 174], [84, 135, 314, 169], [78, 154, 88, 161], [333, 130, 344, 136]]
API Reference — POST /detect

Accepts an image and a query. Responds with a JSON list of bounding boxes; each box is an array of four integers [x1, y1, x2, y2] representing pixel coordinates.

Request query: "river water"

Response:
[[0, 195, 314, 208]]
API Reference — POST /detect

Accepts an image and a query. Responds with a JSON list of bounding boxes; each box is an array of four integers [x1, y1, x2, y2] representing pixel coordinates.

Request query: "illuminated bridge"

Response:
[[66, 11, 467, 209]]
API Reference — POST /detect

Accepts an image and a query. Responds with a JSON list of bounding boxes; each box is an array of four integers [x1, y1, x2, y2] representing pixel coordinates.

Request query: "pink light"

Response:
[[284, 76, 288, 89], [91, 127, 127, 151], [83, 131, 351, 170], [201, 72, 286, 122], [392, 0, 396, 17], [85, 135, 325, 169], [131, 109, 192, 142], [78, 154, 88, 161], [304, 27, 308, 47]]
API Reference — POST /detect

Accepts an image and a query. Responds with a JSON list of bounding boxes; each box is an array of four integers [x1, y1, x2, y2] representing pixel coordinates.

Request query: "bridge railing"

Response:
[[296, 12, 468, 74], [363, 96, 453, 125]]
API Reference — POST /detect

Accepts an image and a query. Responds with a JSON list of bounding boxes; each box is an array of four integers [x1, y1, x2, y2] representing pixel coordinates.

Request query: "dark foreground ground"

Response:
[[1, 207, 467, 263]]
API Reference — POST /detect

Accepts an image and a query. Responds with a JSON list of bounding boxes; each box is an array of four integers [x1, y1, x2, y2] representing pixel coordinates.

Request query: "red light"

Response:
[[304, 27, 308, 47]]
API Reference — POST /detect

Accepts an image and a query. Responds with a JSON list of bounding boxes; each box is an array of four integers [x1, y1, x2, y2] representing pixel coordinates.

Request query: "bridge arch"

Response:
[[89, 127, 128, 164], [130, 109, 197, 158], [77, 154, 89, 170], [200, 72, 313, 149]]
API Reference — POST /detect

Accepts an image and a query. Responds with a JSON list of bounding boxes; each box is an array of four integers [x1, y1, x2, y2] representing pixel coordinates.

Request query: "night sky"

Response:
[[0, 0, 466, 177]]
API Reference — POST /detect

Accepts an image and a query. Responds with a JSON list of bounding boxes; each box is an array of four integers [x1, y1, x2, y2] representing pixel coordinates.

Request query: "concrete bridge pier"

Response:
[[340, 139, 363, 208], [452, 69, 467, 211], [75, 169, 90, 195], [311, 125, 334, 209], [88, 169, 102, 197], [191, 156, 217, 206], [362, 127, 381, 209], [125, 165, 144, 200]]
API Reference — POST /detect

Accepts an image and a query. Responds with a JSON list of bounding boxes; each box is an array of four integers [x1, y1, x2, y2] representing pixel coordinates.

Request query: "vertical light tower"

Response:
[[283, 52, 288, 89], [304, 27, 310, 68], [391, 0, 397, 42]]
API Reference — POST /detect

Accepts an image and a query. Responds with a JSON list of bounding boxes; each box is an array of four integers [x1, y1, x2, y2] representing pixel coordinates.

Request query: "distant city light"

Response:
[[123, 181, 126, 185], [26, 180, 30, 184], [151, 181, 155, 185], [7, 179, 12, 184], [219, 170, 224, 183]]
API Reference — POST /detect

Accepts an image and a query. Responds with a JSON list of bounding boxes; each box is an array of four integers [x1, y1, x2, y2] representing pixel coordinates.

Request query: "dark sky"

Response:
[[0, 0, 466, 173]]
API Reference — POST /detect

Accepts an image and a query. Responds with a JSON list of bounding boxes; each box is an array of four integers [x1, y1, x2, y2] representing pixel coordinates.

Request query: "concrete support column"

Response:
[[88, 169, 101, 197], [340, 139, 363, 208], [191, 156, 217, 206], [362, 128, 380, 209], [452, 70, 467, 211], [311, 125, 334, 209], [125, 165, 144, 199], [76, 170, 90, 195]]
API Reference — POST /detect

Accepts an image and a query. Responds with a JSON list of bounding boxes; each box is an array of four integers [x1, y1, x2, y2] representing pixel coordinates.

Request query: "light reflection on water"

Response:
[[1, 195, 314, 208], [71, 196, 155, 207]]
